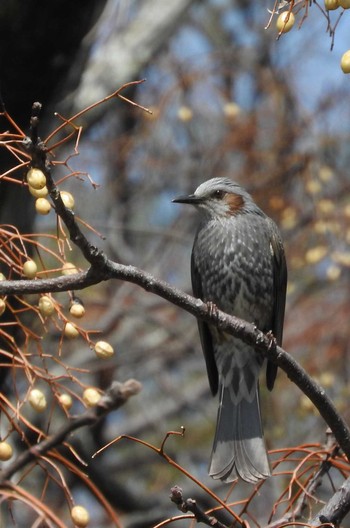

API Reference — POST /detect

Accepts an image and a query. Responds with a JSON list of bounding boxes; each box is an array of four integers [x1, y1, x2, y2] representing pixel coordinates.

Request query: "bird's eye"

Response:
[[213, 190, 225, 199]]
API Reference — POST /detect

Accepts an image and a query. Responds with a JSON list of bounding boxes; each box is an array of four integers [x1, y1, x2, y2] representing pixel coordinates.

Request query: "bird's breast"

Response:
[[193, 215, 274, 328]]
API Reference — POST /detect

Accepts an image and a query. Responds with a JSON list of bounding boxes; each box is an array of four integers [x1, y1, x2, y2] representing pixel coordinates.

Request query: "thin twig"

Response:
[[170, 485, 230, 528], [0, 379, 141, 484]]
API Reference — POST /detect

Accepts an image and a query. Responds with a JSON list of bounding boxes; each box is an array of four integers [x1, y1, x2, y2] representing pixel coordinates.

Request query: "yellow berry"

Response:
[[38, 295, 55, 316], [223, 101, 241, 119], [71, 505, 90, 527], [341, 50, 350, 73], [326, 264, 341, 281], [28, 185, 49, 198], [62, 262, 78, 275], [28, 389, 47, 412], [339, 0, 350, 7], [319, 165, 334, 182], [23, 259, 37, 279], [177, 106, 193, 122], [306, 179, 321, 194], [0, 441, 13, 461], [325, 0, 339, 7], [299, 394, 315, 413], [59, 393, 73, 410], [276, 11, 295, 33], [70, 302, 85, 318], [305, 245, 328, 264], [94, 340, 114, 359], [0, 273, 6, 280], [83, 387, 101, 407], [316, 199, 334, 214], [35, 197, 51, 215], [325, 0, 339, 8], [60, 191, 75, 210], [0, 299, 6, 316], [64, 322, 79, 339], [26, 168, 46, 190], [319, 372, 335, 387]]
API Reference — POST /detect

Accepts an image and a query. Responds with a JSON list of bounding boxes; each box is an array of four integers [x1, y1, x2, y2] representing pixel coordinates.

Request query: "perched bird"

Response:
[[173, 177, 287, 484]]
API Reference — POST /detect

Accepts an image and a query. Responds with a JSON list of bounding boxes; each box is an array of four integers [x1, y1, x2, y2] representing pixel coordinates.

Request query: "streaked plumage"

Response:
[[173, 177, 287, 483]]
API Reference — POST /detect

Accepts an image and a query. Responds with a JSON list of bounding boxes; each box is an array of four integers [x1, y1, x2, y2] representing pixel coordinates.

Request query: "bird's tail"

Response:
[[209, 383, 270, 483]]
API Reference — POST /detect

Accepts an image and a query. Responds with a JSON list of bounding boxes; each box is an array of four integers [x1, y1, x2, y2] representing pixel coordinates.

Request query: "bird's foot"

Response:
[[266, 330, 277, 350], [206, 301, 219, 321]]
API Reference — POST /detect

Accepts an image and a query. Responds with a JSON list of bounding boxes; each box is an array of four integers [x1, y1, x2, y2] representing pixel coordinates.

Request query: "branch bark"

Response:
[[62, 0, 195, 120], [309, 475, 350, 527], [170, 485, 230, 528], [1, 258, 350, 466], [2, 96, 350, 526]]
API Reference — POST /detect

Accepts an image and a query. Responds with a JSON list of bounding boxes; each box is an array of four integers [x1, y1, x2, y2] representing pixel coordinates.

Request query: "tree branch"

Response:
[[3, 96, 350, 526], [1, 258, 350, 465], [170, 485, 230, 528], [65, 0, 195, 119], [0, 379, 141, 485], [309, 475, 350, 527]]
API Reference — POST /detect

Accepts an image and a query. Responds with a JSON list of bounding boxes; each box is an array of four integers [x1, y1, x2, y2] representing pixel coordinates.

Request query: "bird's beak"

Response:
[[172, 193, 201, 204]]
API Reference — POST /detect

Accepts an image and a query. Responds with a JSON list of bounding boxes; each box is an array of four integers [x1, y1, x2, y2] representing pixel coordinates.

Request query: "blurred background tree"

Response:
[[1, 0, 350, 526]]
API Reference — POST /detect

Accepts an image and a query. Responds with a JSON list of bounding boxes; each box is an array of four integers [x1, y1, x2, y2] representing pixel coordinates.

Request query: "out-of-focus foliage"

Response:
[[84, 0, 350, 447], [1, 0, 350, 526], [72, 0, 350, 520]]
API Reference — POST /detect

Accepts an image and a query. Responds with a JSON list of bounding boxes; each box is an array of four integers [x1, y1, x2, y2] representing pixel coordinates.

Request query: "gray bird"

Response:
[[173, 177, 287, 483]]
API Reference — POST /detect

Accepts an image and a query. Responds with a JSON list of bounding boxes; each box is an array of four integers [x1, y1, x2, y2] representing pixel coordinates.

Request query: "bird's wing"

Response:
[[266, 218, 288, 391], [191, 249, 219, 396]]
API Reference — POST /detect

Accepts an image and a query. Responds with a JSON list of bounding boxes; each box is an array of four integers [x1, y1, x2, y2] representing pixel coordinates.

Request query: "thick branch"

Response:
[[309, 476, 350, 527], [170, 485, 230, 528], [66, 0, 194, 119], [1, 260, 350, 463], [3, 97, 350, 526]]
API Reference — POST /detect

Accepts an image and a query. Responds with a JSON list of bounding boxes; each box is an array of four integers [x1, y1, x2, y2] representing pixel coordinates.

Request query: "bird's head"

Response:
[[173, 177, 259, 219]]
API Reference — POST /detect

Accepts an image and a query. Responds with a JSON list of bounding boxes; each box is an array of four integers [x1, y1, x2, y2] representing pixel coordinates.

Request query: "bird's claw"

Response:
[[207, 301, 219, 321], [266, 330, 277, 350]]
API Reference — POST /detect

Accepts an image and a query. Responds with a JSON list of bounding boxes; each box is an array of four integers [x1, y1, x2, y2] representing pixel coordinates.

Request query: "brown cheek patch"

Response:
[[225, 193, 244, 215]]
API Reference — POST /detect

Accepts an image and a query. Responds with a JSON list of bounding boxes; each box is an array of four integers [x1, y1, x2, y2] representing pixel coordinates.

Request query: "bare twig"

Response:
[[0, 379, 141, 484], [292, 444, 339, 520], [94, 430, 244, 526], [170, 485, 230, 528]]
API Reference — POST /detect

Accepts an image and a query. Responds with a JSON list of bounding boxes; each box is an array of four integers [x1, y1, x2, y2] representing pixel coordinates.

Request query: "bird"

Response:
[[173, 177, 287, 484]]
